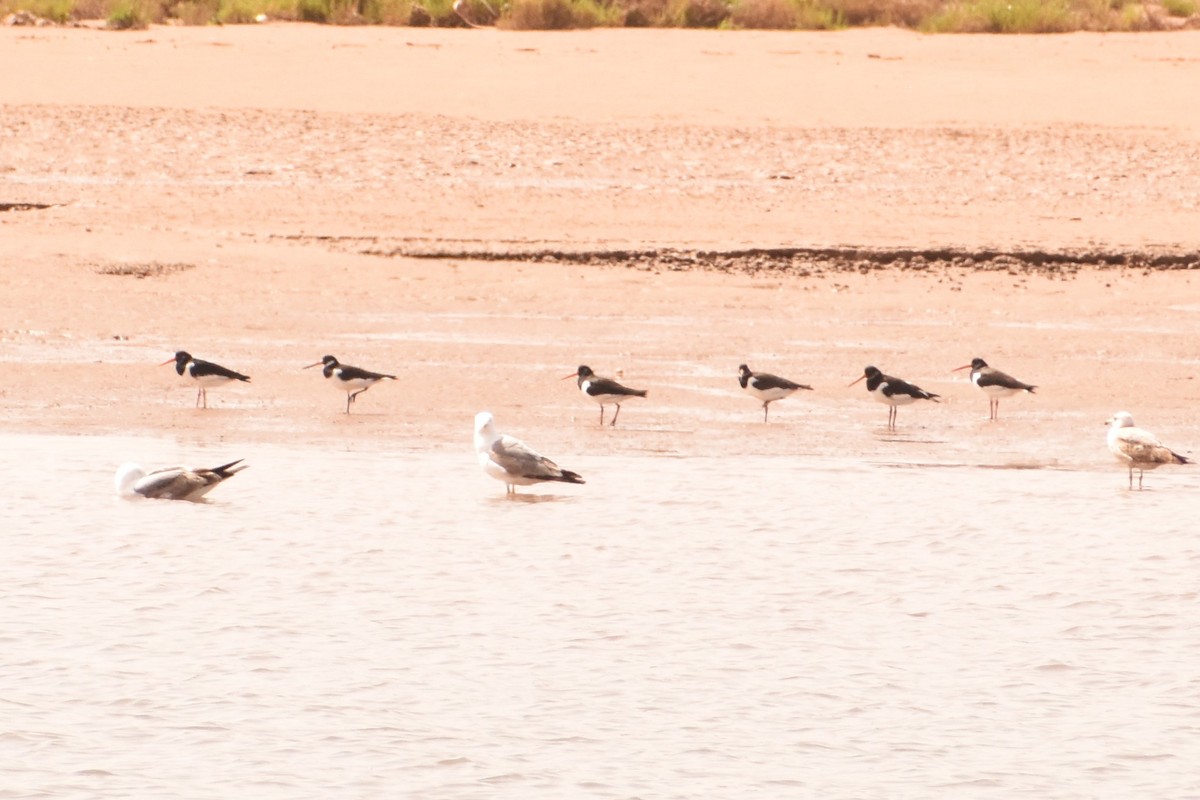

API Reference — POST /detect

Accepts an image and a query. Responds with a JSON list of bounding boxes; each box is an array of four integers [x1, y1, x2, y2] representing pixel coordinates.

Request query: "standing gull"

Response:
[[161, 351, 250, 409], [953, 357, 1036, 421], [849, 365, 940, 432], [304, 355, 396, 414], [563, 365, 648, 428], [737, 363, 813, 422], [474, 411, 585, 495], [1106, 411, 1189, 490], [115, 459, 248, 501]]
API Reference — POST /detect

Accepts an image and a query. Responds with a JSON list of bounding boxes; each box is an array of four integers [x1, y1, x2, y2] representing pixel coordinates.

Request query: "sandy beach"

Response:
[[5, 25, 1200, 799], [2, 24, 1199, 458]]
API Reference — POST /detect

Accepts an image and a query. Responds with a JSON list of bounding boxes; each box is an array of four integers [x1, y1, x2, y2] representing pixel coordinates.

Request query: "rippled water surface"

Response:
[[4, 434, 1199, 799]]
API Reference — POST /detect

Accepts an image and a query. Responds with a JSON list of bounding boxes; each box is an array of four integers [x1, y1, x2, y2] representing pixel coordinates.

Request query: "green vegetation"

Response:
[[105, 0, 151, 26], [2, 0, 1196, 30], [925, 0, 1074, 32], [6, 0, 74, 21], [507, 0, 623, 28]]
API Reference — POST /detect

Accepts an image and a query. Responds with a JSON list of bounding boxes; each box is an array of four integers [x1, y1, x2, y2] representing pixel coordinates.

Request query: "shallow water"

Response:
[[4, 433, 1199, 799]]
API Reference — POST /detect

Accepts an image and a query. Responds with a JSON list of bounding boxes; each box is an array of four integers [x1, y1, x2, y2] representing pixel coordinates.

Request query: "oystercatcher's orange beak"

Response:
[[158, 357, 175, 367], [848, 374, 866, 387], [561, 372, 578, 381], [302, 361, 324, 370], [951, 364, 972, 372]]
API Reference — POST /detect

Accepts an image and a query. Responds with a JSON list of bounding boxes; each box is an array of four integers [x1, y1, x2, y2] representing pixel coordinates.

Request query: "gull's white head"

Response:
[[1108, 411, 1135, 430], [114, 463, 147, 496], [474, 411, 499, 451]]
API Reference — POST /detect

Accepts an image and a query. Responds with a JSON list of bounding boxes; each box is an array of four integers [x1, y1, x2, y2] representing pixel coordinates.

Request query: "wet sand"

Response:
[[1, 24, 1198, 462]]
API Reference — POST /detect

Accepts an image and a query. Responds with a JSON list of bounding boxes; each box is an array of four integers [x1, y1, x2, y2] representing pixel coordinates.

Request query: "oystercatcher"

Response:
[[1106, 411, 1189, 490], [953, 357, 1036, 420], [737, 364, 813, 422], [160, 351, 250, 409], [563, 365, 648, 427], [474, 411, 585, 495], [849, 365, 940, 432], [115, 458, 248, 502], [303, 355, 396, 414]]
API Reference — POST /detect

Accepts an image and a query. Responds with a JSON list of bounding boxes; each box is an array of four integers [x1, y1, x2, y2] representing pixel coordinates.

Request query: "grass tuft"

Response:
[[171, 0, 219, 22], [6, 0, 1197, 31], [296, 0, 365, 22], [620, 0, 667, 24], [829, 0, 943, 25], [728, 0, 798, 27], [680, 0, 730, 25], [726, 0, 840, 29], [360, 0, 413, 22], [503, 0, 618, 28], [925, 0, 1076, 32], [106, 0, 153, 27], [4, 0, 76, 21]]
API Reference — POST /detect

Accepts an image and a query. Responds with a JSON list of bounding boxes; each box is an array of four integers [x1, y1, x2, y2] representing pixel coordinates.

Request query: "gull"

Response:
[[474, 411, 585, 495], [738, 363, 813, 422], [1106, 411, 1189, 490], [849, 365, 940, 432], [115, 459, 248, 501], [563, 365, 648, 427], [303, 354, 396, 414], [953, 357, 1036, 420], [160, 351, 250, 409]]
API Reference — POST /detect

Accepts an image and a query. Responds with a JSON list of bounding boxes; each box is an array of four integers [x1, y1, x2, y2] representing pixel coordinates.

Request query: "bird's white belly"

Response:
[[582, 382, 630, 405], [979, 384, 1021, 398], [332, 374, 376, 393], [1107, 448, 1128, 463], [874, 388, 915, 406], [480, 456, 539, 485], [192, 373, 236, 388], [747, 385, 793, 403]]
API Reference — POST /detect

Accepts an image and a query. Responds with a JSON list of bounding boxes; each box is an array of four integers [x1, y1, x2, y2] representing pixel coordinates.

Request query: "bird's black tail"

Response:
[[553, 470, 586, 484], [211, 459, 247, 477]]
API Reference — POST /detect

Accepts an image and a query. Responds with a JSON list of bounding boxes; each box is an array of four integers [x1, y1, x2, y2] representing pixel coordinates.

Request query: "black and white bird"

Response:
[[303, 355, 396, 414], [953, 357, 1036, 420], [474, 411, 585, 495], [1106, 411, 1189, 490], [160, 351, 250, 409], [563, 365, 648, 427], [737, 364, 813, 422], [849, 365, 940, 432], [115, 458, 248, 501]]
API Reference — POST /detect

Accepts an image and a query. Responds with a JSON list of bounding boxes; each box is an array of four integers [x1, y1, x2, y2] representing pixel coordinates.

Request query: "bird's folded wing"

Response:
[[1117, 429, 1164, 449], [590, 377, 637, 395], [337, 364, 394, 381], [490, 436, 560, 478], [1115, 430, 1174, 461], [198, 361, 249, 380], [133, 468, 204, 498]]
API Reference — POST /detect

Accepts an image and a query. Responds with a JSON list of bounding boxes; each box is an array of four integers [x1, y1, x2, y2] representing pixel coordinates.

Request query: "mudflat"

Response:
[[2, 25, 1198, 464]]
